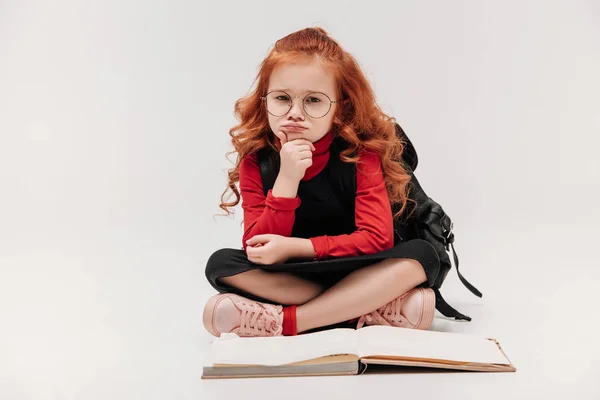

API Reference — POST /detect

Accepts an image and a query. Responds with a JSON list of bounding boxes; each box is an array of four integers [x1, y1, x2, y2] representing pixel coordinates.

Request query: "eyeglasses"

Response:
[[260, 90, 337, 119]]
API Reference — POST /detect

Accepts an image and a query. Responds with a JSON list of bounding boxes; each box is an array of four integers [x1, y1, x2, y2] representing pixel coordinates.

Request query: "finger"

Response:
[[274, 130, 287, 146], [246, 246, 263, 258], [297, 149, 313, 159], [247, 253, 263, 264], [298, 158, 313, 168], [250, 258, 266, 265], [290, 139, 315, 151], [305, 140, 316, 152], [246, 234, 269, 245], [292, 144, 312, 152]]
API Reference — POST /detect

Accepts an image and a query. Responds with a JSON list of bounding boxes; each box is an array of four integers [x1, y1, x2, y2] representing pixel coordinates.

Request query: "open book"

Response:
[[202, 325, 516, 379]]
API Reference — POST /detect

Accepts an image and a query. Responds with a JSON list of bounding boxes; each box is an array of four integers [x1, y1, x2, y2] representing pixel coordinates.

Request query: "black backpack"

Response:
[[391, 123, 482, 321]]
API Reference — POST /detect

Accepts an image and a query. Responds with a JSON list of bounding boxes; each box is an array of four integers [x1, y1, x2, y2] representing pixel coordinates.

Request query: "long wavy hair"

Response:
[[218, 27, 415, 222]]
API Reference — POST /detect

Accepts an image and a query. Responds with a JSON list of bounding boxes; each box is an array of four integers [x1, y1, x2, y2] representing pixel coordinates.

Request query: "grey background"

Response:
[[1, 1, 599, 399]]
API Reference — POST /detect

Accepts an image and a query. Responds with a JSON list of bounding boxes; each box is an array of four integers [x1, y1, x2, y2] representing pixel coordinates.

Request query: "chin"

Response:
[[286, 132, 310, 141]]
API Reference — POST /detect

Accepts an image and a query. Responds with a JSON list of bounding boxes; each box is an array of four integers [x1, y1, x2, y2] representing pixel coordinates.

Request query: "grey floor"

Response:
[[4, 225, 597, 399]]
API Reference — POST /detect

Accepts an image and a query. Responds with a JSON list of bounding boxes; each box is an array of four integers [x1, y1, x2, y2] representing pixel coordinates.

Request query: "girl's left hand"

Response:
[[245, 234, 292, 265]]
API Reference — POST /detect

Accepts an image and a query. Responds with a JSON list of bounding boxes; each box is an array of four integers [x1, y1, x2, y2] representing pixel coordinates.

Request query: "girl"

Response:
[[203, 27, 440, 337]]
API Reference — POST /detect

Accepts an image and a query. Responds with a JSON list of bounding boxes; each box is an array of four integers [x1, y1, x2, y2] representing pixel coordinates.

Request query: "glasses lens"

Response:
[[303, 92, 331, 118], [265, 91, 291, 116]]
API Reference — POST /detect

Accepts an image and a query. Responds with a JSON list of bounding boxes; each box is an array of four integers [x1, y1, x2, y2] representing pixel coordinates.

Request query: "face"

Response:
[[265, 58, 337, 143]]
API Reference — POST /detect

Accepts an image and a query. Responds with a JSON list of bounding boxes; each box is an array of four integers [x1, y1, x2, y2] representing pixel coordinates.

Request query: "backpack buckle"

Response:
[[443, 222, 454, 249]]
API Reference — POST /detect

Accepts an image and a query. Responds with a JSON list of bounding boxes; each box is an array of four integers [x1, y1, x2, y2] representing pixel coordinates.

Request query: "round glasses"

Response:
[[260, 90, 337, 119]]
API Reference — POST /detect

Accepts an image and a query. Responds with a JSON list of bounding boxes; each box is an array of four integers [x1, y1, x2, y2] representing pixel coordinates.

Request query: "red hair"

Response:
[[218, 27, 414, 222]]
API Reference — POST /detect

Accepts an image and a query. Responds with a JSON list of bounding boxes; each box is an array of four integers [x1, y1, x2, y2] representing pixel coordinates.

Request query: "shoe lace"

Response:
[[356, 297, 407, 329], [237, 301, 282, 336]]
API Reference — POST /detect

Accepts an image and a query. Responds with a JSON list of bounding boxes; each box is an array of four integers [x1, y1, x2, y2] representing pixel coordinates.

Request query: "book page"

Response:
[[357, 326, 510, 365], [207, 328, 358, 366]]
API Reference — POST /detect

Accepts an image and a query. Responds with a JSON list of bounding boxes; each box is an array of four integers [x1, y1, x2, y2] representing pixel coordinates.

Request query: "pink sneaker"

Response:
[[356, 287, 435, 330], [203, 293, 284, 337]]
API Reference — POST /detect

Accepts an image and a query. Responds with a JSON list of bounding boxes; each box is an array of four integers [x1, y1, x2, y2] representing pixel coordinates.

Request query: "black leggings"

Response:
[[205, 239, 441, 304]]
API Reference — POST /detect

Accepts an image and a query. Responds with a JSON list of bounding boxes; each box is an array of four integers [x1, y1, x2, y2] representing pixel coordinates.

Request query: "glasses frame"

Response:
[[260, 90, 337, 119]]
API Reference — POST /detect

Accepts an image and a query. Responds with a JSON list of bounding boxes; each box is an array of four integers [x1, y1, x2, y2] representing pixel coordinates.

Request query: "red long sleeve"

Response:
[[239, 153, 300, 251], [239, 146, 394, 258]]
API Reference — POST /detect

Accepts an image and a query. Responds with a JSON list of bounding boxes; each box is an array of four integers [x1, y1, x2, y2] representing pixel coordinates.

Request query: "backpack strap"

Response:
[[256, 148, 279, 196], [432, 288, 472, 321], [433, 234, 482, 321], [447, 234, 482, 298]]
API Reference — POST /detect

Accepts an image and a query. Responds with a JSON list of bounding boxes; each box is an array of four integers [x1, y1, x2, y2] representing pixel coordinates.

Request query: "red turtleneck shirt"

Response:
[[239, 131, 394, 260]]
